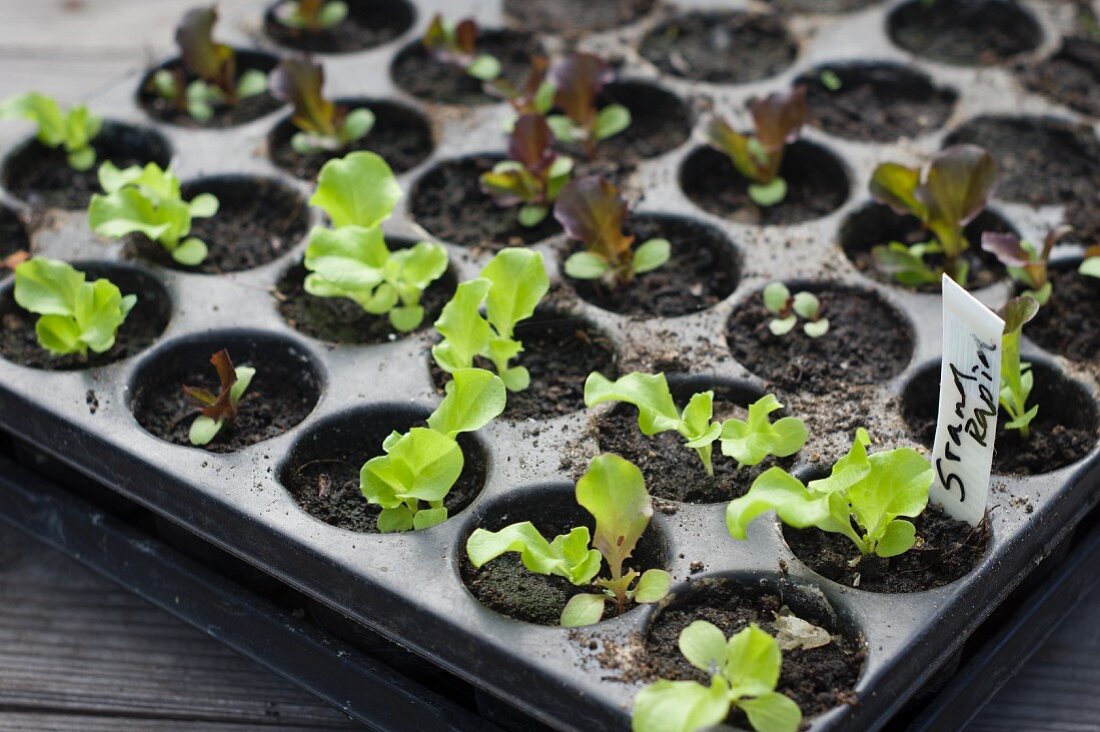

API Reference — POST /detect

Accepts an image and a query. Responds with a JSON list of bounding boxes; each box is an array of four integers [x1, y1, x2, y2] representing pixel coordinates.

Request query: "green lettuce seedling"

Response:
[[13, 257, 135, 358], [273, 0, 348, 31], [304, 152, 447, 332], [480, 114, 573, 227], [762, 283, 829, 338], [556, 176, 670, 286], [270, 56, 374, 155], [720, 394, 809, 469], [998, 295, 1040, 439], [705, 87, 808, 207], [981, 226, 1072, 305], [0, 92, 101, 171], [870, 144, 997, 287], [88, 162, 218, 266], [431, 248, 550, 391], [421, 13, 501, 81], [151, 7, 268, 122], [361, 368, 506, 532], [632, 622, 802, 732], [1080, 245, 1100, 280], [466, 453, 671, 627], [183, 349, 255, 446], [546, 53, 631, 159], [727, 429, 932, 560]]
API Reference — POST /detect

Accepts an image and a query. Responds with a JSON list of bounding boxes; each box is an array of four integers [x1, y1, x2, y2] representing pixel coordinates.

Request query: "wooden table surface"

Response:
[[0, 1, 1098, 730]]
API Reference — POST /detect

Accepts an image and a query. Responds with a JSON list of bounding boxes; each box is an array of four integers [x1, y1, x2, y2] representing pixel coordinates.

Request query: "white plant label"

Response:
[[930, 276, 1004, 526]]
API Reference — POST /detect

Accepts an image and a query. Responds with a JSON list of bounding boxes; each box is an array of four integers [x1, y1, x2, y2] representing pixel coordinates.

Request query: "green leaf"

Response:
[[377, 506, 415, 533], [738, 692, 802, 732], [342, 107, 376, 143], [173, 238, 208, 265], [517, 204, 548, 228], [189, 415, 223, 446], [34, 315, 82, 355], [361, 427, 463, 510], [679, 620, 728, 675], [594, 103, 631, 140], [921, 144, 996, 257], [389, 306, 424, 332], [632, 238, 670, 274], [847, 448, 931, 548], [723, 624, 782, 699], [427, 367, 506, 438], [480, 248, 549, 339], [466, 522, 601, 585], [564, 252, 610, 279], [236, 69, 268, 98], [0, 93, 100, 171], [762, 282, 790, 314], [14, 257, 85, 316], [768, 316, 797, 336], [229, 366, 255, 406], [546, 114, 577, 143], [875, 519, 916, 558], [431, 278, 492, 373], [189, 192, 219, 218], [726, 468, 828, 540], [720, 394, 807, 467], [583, 371, 682, 435], [748, 178, 788, 207], [560, 593, 605, 628], [632, 569, 671, 603], [576, 454, 651, 579], [310, 151, 403, 228], [632, 679, 730, 732], [869, 162, 925, 220], [466, 53, 502, 81], [412, 507, 448, 531], [1080, 256, 1100, 279], [803, 318, 830, 338], [790, 292, 819, 320]]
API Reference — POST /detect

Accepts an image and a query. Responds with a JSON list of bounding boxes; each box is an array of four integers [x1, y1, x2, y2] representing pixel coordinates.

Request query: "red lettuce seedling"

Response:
[[421, 13, 501, 81], [705, 87, 808, 207], [869, 144, 997, 287], [998, 295, 1040, 439], [273, 0, 348, 31], [762, 282, 829, 338], [479, 114, 573, 227], [981, 225, 1072, 305], [0, 92, 101, 171], [555, 176, 670, 286], [270, 56, 375, 154], [546, 52, 631, 159], [183, 349, 256, 447], [1080, 245, 1100, 280], [489, 56, 555, 117]]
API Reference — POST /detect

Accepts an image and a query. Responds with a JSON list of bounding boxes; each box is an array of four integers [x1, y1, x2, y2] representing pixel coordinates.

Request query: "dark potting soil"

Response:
[[764, 0, 878, 12], [409, 155, 561, 249], [1019, 37, 1100, 118], [276, 259, 456, 344], [588, 81, 692, 164], [137, 54, 283, 128], [567, 215, 738, 318], [269, 99, 433, 179], [262, 0, 415, 54], [784, 504, 990, 592], [887, 0, 1043, 66], [800, 63, 957, 143], [3, 122, 171, 210], [680, 143, 848, 226], [390, 31, 543, 106], [726, 287, 913, 393], [0, 206, 28, 259], [1025, 265, 1100, 362], [839, 204, 1010, 292], [502, 0, 655, 34]]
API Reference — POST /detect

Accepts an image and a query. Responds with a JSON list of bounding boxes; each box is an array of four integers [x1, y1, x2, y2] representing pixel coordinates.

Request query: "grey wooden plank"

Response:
[[0, 712, 352, 732]]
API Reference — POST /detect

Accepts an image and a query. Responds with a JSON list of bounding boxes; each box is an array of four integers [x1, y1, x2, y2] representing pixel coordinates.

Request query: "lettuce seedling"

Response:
[[490, 56, 555, 117], [362, 368, 505, 532], [719, 394, 809, 469], [981, 226, 1072, 305], [998, 295, 1040, 439], [762, 283, 829, 338], [727, 429, 932, 560], [1079, 245, 1100, 280], [88, 162, 218, 266], [632, 622, 802, 732], [480, 114, 573, 228], [704, 87, 808, 207], [270, 56, 375, 155], [555, 176, 670, 285], [467, 453, 671, 627], [13, 257, 135, 358], [421, 13, 501, 82], [273, 0, 348, 31], [546, 53, 631, 159], [183, 349, 256, 446], [869, 144, 997, 286], [151, 7, 268, 122], [0, 92, 101, 171], [432, 248, 550, 391]]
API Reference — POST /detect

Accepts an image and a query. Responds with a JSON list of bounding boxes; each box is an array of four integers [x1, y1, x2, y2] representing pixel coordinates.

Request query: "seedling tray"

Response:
[[0, 0, 1098, 730]]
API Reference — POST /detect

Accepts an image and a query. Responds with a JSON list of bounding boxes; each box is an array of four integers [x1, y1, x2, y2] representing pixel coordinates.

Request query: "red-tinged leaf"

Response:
[[751, 86, 807, 153], [1, 250, 29, 271], [869, 162, 925, 219], [550, 52, 613, 126], [298, 0, 323, 23], [508, 114, 555, 172], [422, 13, 447, 51], [999, 295, 1039, 334], [183, 348, 239, 421], [453, 19, 478, 55], [270, 56, 337, 136], [1042, 224, 1073, 259], [919, 144, 997, 228], [553, 176, 634, 270], [981, 231, 1029, 267], [524, 56, 549, 97], [176, 6, 236, 95], [705, 116, 764, 182], [1086, 244, 1100, 258]]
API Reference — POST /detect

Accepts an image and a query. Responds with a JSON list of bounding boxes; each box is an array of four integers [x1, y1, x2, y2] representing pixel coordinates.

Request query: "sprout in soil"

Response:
[[273, 0, 348, 32], [998, 295, 1040, 440], [466, 453, 672, 627], [1080, 245, 1100, 280], [546, 52, 631, 159], [704, 86, 808, 208], [270, 56, 375, 155], [981, 226, 1072, 305], [727, 428, 933, 561], [489, 56, 555, 118], [183, 349, 256, 446], [584, 371, 807, 477], [869, 144, 997, 287], [361, 367, 505, 532], [480, 114, 573, 228], [88, 161, 218, 266], [150, 6, 269, 122], [421, 13, 501, 82], [762, 283, 829, 338], [0, 92, 101, 171], [304, 152, 448, 332], [632, 622, 802, 732], [431, 248, 550, 392], [13, 257, 135, 358], [556, 176, 669, 286]]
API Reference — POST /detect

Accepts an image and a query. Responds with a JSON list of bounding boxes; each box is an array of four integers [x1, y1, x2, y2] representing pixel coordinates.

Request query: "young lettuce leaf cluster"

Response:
[[632, 622, 802, 732], [0, 92, 102, 171], [584, 372, 807, 477], [704, 87, 808, 207], [273, 0, 348, 31], [480, 114, 573, 227], [422, 14, 501, 82], [183, 349, 256, 446], [763, 283, 829, 338], [305, 152, 448, 332], [270, 56, 374, 155], [466, 453, 671, 627], [88, 162, 218, 266], [869, 144, 997, 287], [152, 7, 268, 122], [547, 53, 631, 159], [727, 429, 933, 560], [362, 368, 505, 532], [981, 226, 1072, 305], [998, 295, 1040, 439], [13, 258, 135, 358], [556, 176, 670, 286], [431, 248, 549, 391]]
